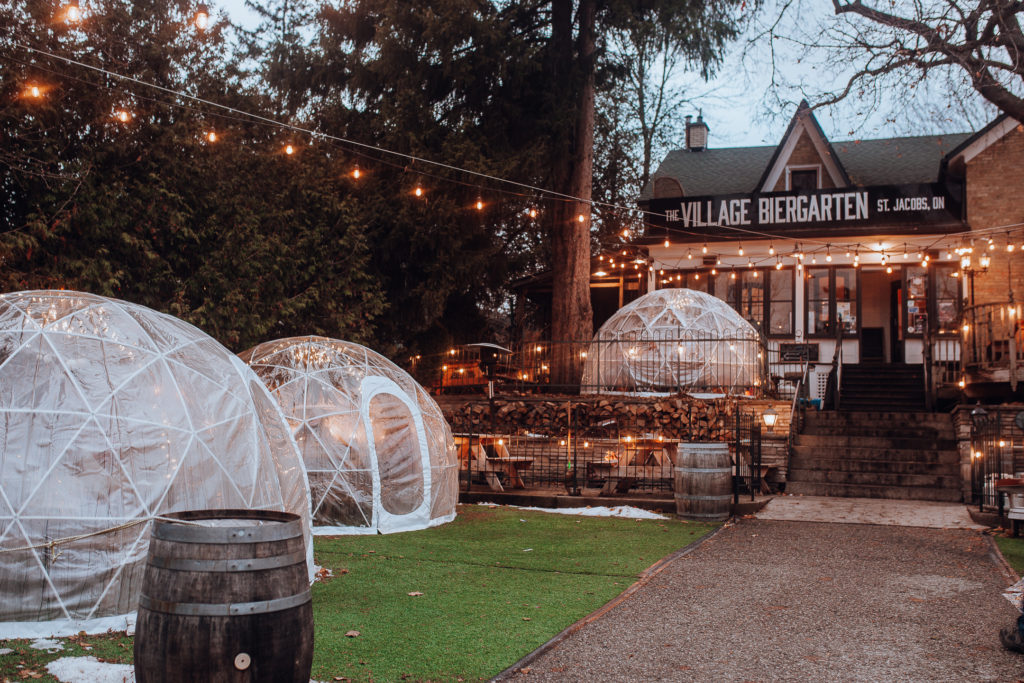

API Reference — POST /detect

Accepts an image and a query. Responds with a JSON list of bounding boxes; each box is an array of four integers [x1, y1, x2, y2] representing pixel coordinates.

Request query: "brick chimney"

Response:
[[686, 112, 709, 152]]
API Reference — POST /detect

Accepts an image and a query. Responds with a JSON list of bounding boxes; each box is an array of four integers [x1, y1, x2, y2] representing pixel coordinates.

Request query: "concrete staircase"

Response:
[[839, 363, 925, 412], [786, 410, 962, 502]]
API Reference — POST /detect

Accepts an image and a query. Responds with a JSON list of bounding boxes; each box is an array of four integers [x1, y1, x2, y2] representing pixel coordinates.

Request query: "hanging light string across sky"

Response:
[[7, 42, 1024, 264]]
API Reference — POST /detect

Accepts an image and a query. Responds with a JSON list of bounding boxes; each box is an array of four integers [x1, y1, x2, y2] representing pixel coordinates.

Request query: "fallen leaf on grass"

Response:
[[408, 591, 424, 597], [345, 630, 361, 637], [522, 617, 531, 621]]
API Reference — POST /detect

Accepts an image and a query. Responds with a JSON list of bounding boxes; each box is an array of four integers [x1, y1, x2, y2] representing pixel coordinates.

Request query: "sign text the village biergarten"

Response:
[[645, 183, 963, 234]]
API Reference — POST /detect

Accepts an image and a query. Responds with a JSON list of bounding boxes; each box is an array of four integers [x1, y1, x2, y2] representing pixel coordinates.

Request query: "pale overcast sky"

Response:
[[214, 1, 996, 150]]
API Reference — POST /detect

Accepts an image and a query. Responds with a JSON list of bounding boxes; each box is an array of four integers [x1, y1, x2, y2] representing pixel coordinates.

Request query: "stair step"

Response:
[[799, 424, 952, 438], [794, 434, 958, 450], [786, 468, 960, 489], [785, 481, 962, 502], [805, 410, 953, 424], [788, 455, 960, 475]]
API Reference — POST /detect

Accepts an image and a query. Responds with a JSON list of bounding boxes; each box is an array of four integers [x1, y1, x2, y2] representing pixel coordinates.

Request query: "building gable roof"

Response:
[[640, 106, 974, 202], [755, 100, 850, 191]]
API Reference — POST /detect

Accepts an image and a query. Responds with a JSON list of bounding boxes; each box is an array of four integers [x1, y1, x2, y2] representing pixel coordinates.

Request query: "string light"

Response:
[[702, 242, 708, 254], [284, 143, 295, 155], [687, 249, 692, 260], [28, 84, 42, 99], [664, 239, 670, 248], [194, 3, 209, 30], [205, 130, 217, 143], [825, 245, 832, 262], [413, 185, 424, 197], [352, 165, 361, 179], [64, 1, 81, 23], [768, 243, 775, 256], [775, 258, 782, 270], [737, 242, 744, 256], [115, 109, 131, 123], [903, 244, 908, 259]]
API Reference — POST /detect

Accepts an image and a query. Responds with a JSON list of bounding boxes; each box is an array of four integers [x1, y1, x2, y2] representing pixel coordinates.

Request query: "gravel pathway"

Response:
[[502, 519, 1023, 682]]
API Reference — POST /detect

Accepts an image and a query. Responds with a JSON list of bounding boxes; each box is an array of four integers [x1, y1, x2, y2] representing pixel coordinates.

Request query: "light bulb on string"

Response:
[[115, 108, 132, 123], [1008, 233, 1015, 252], [529, 207, 538, 218], [664, 239, 670, 248], [413, 185, 424, 198], [351, 165, 361, 180], [903, 243, 908, 259], [205, 130, 217, 143], [775, 258, 782, 270], [845, 248, 851, 258], [702, 242, 708, 254], [27, 84, 42, 99], [687, 249, 692, 260], [64, 1, 81, 23], [730, 269, 736, 280], [284, 143, 295, 155], [768, 243, 775, 256], [195, 3, 209, 30], [738, 242, 744, 257], [711, 268, 717, 275], [825, 245, 832, 262], [886, 265, 893, 274]]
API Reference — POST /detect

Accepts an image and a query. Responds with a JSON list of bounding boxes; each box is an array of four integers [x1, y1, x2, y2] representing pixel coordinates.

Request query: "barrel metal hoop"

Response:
[[676, 467, 731, 473], [147, 549, 307, 573], [153, 520, 303, 544], [138, 589, 312, 617]]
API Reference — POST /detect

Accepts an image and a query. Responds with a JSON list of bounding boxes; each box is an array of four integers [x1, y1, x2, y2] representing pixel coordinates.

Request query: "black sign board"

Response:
[[646, 183, 963, 235], [779, 343, 819, 362]]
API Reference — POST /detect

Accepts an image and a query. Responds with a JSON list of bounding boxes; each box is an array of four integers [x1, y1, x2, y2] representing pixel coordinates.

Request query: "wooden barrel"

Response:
[[674, 443, 732, 521], [134, 509, 313, 683]]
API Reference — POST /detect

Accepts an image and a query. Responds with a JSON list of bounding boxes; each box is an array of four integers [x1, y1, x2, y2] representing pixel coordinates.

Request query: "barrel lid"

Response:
[[153, 509, 303, 544]]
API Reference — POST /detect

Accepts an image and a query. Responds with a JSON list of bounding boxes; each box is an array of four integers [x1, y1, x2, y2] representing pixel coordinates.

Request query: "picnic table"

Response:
[[455, 435, 534, 492], [585, 438, 678, 495]]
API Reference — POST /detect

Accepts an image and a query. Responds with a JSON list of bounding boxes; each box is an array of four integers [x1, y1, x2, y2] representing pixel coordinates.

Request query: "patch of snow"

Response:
[[47, 656, 133, 683], [477, 502, 666, 520], [0, 647, 12, 655], [0, 613, 136, 639], [30, 638, 63, 652], [45, 657, 326, 683]]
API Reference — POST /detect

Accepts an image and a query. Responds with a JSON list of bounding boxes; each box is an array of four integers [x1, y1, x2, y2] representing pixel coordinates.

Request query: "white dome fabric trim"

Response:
[[242, 337, 458, 535], [0, 290, 312, 637], [581, 288, 762, 393]]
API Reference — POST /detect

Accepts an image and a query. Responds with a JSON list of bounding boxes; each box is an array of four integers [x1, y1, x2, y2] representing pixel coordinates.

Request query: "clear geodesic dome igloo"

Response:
[[240, 336, 458, 535], [581, 288, 762, 394], [0, 290, 312, 637]]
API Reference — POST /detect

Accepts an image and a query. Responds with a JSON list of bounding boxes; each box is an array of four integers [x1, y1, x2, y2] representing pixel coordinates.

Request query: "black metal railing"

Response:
[[733, 409, 763, 503], [408, 332, 818, 399], [970, 406, 1024, 512]]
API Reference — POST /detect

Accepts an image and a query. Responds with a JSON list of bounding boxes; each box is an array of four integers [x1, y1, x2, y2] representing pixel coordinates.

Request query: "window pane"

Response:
[[790, 169, 818, 192], [806, 268, 830, 334], [713, 271, 735, 304], [769, 271, 793, 335], [834, 268, 857, 333], [739, 271, 765, 331], [906, 266, 927, 335], [934, 264, 960, 334]]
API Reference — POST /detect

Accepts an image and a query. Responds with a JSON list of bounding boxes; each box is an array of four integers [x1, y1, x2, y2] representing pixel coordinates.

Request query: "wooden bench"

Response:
[[586, 462, 674, 495]]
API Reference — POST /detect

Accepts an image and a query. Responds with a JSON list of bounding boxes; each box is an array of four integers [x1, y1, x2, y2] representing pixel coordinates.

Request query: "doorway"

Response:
[[859, 268, 902, 363]]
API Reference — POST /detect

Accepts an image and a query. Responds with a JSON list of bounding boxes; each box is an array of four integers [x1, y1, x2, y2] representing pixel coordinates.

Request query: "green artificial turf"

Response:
[[0, 505, 715, 683], [995, 534, 1024, 576]]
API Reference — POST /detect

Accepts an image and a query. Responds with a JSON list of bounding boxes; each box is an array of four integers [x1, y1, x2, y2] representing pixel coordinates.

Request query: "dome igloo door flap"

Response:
[[361, 376, 432, 534]]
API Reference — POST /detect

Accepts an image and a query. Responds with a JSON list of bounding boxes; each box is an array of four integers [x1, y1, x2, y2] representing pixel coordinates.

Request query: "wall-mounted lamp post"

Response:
[[761, 406, 778, 432]]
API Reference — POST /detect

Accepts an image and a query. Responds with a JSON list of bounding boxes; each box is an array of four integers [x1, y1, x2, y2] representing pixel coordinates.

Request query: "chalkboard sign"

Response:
[[780, 343, 818, 362]]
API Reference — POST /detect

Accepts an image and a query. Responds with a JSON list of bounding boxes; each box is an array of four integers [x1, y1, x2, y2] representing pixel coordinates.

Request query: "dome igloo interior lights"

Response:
[[581, 288, 762, 393], [240, 337, 458, 535], [0, 291, 312, 636]]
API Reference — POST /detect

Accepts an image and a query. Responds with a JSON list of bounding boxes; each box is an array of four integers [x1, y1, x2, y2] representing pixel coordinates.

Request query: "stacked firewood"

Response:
[[440, 396, 735, 441]]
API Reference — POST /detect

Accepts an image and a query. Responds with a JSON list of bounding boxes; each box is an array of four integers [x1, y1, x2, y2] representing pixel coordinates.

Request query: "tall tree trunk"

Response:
[[549, 0, 595, 387]]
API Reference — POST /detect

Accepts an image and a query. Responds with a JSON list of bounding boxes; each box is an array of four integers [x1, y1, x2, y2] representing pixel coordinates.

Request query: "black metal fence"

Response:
[[454, 405, 767, 500], [410, 334, 810, 400], [971, 406, 1024, 512]]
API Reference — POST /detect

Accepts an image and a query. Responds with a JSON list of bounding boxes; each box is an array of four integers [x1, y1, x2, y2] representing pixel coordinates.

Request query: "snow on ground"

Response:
[[45, 657, 327, 683], [30, 638, 63, 651], [476, 502, 666, 519], [46, 657, 134, 683]]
